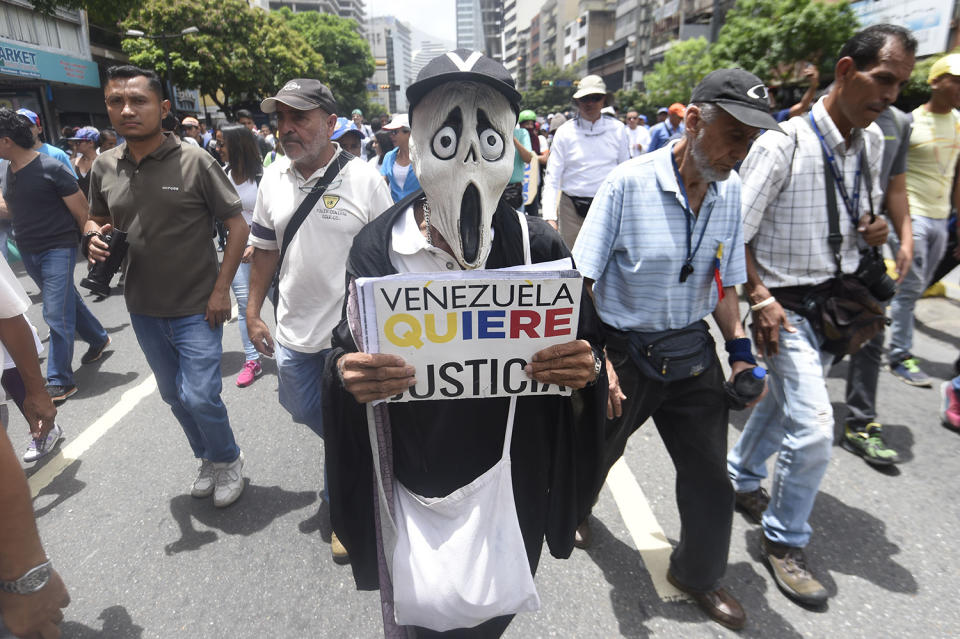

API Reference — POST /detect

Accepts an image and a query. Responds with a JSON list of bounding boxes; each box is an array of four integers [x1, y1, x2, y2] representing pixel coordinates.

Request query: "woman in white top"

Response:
[[220, 123, 263, 388]]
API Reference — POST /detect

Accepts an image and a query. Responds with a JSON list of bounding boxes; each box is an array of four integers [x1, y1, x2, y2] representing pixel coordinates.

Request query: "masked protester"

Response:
[[322, 50, 608, 638]]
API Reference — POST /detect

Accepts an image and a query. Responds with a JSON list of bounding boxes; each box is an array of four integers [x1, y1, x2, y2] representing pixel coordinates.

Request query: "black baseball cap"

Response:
[[690, 69, 782, 132], [261, 78, 337, 115], [407, 49, 521, 117]]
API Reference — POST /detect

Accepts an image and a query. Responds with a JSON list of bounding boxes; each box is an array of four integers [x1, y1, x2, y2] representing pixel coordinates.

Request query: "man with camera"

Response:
[[85, 65, 250, 508], [727, 25, 916, 606]]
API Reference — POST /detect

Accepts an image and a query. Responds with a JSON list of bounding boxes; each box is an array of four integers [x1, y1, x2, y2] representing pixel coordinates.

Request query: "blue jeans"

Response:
[[21, 247, 108, 386], [275, 343, 330, 438], [888, 215, 949, 363], [130, 313, 240, 463], [728, 310, 834, 548], [231, 261, 259, 362]]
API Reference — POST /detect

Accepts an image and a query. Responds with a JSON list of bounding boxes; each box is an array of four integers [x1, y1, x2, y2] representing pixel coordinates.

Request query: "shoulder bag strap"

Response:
[[820, 147, 844, 277], [272, 152, 352, 309]]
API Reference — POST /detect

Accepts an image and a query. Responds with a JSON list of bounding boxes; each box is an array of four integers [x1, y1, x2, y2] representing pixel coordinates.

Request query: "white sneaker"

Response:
[[213, 451, 245, 508], [23, 424, 63, 462], [191, 459, 216, 498]]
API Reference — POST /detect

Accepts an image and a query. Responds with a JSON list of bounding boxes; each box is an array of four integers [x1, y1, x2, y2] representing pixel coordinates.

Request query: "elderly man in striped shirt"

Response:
[[573, 69, 781, 631]]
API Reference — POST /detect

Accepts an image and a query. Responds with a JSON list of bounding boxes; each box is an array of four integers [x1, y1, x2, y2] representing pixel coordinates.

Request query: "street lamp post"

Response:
[[124, 26, 199, 118]]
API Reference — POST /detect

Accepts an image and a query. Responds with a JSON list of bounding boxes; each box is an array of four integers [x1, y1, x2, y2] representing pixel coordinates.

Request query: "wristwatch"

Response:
[[585, 348, 603, 387], [0, 561, 52, 595]]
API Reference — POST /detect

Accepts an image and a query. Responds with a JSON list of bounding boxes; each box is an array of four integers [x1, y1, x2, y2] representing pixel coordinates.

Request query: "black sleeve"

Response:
[[49, 159, 79, 198]]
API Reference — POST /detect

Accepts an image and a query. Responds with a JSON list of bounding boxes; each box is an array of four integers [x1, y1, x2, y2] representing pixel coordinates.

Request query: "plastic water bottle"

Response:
[[724, 366, 767, 410]]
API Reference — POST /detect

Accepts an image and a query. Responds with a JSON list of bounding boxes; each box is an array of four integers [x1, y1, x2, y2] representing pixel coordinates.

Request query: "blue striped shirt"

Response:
[[572, 143, 747, 332]]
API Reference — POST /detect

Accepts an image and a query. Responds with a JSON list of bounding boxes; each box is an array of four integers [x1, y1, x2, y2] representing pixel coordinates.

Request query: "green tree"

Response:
[[275, 9, 376, 115], [713, 0, 858, 83], [520, 64, 581, 116], [364, 101, 390, 120], [643, 38, 716, 107], [121, 0, 322, 118]]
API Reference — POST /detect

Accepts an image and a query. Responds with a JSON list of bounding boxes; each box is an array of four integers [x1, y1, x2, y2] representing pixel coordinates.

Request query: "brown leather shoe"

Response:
[[667, 571, 746, 631], [735, 487, 770, 525], [330, 531, 350, 565], [573, 519, 592, 549]]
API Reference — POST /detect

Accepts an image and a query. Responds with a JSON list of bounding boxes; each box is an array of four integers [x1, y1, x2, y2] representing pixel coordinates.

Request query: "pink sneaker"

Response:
[[236, 360, 262, 388], [940, 382, 960, 431]]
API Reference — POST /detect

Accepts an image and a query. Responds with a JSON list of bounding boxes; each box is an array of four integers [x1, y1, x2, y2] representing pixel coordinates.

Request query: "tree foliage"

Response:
[[520, 64, 582, 116], [712, 0, 859, 83], [120, 0, 323, 118], [275, 9, 375, 116], [643, 38, 716, 107]]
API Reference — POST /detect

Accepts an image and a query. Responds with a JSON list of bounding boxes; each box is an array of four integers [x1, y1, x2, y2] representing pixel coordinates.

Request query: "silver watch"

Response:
[[0, 561, 52, 595]]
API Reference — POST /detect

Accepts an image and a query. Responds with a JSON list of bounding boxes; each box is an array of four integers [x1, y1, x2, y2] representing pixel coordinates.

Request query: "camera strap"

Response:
[[271, 151, 354, 311], [820, 147, 844, 278]]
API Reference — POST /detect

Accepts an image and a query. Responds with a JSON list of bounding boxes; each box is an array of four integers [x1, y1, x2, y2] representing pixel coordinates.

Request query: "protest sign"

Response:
[[355, 261, 582, 403]]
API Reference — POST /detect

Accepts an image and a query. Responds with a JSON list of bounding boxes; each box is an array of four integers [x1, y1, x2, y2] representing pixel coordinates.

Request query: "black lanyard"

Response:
[[671, 150, 713, 283], [808, 112, 861, 227]]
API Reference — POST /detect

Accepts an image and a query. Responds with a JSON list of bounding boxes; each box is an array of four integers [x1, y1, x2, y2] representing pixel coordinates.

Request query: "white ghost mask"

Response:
[[410, 81, 517, 270]]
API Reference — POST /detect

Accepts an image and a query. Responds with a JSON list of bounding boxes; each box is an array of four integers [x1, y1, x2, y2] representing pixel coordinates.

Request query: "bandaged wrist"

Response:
[[725, 338, 757, 366]]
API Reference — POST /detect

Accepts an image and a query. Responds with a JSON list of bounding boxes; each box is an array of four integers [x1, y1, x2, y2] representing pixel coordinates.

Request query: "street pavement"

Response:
[[6, 255, 960, 639]]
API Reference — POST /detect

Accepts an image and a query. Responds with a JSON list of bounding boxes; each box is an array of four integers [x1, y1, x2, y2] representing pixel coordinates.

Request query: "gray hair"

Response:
[[691, 102, 720, 126]]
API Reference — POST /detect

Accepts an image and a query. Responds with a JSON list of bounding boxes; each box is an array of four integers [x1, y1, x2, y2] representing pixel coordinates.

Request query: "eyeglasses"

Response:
[[578, 94, 604, 103]]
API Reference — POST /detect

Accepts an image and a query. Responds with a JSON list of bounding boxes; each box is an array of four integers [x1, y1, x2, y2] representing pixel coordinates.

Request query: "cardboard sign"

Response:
[[356, 261, 582, 403]]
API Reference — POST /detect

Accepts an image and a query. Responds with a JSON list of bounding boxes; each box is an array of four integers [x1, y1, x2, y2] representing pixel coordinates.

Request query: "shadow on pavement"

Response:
[[219, 349, 279, 379], [164, 483, 316, 555], [915, 316, 960, 351], [807, 492, 918, 596], [299, 496, 332, 542], [31, 458, 86, 519], [584, 517, 802, 638], [60, 605, 144, 638]]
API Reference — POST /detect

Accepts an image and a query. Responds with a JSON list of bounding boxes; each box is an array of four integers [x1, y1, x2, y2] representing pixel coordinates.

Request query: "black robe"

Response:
[[322, 190, 608, 633]]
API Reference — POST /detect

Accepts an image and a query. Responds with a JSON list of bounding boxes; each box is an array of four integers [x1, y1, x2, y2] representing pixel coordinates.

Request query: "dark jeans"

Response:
[[844, 328, 884, 429], [604, 344, 734, 592]]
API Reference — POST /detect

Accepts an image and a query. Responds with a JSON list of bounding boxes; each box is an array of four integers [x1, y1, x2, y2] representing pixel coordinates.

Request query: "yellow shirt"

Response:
[[906, 107, 960, 219]]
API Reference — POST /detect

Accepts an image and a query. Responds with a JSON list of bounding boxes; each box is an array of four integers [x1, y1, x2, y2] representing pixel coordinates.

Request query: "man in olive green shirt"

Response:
[[86, 65, 250, 508]]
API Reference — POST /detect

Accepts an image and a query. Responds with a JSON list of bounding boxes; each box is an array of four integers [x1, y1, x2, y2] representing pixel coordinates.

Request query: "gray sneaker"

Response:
[[888, 356, 932, 388], [762, 536, 828, 606], [22, 424, 63, 462], [213, 451, 245, 508], [191, 459, 216, 498]]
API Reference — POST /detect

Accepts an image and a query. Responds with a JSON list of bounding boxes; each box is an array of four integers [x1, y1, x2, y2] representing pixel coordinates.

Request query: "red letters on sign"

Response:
[[544, 307, 574, 337], [509, 310, 542, 338]]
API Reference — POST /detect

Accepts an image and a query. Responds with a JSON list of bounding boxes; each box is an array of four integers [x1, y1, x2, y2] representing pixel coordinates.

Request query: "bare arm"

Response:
[[787, 66, 820, 118], [0, 315, 55, 439], [711, 286, 747, 342], [206, 214, 249, 328], [61, 190, 89, 232], [0, 191, 8, 220], [745, 245, 795, 357], [0, 429, 70, 638], [245, 247, 279, 356], [513, 135, 533, 164], [884, 173, 913, 282]]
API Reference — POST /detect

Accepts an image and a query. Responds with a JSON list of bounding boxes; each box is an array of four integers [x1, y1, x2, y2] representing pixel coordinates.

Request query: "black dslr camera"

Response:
[[855, 248, 896, 302], [80, 230, 129, 297]]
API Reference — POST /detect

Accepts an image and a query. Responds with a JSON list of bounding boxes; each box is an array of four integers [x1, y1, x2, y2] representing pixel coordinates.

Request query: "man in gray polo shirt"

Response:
[[85, 65, 250, 508]]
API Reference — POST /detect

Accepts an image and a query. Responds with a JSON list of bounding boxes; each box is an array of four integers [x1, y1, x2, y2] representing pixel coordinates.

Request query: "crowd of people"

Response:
[[0, 22, 959, 639]]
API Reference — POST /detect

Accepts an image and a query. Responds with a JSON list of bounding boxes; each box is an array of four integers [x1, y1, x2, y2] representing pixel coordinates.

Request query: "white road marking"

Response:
[[28, 375, 158, 497], [605, 457, 689, 602]]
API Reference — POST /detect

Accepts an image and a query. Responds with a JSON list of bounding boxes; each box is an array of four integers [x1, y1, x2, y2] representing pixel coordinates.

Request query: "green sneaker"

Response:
[[841, 423, 900, 466]]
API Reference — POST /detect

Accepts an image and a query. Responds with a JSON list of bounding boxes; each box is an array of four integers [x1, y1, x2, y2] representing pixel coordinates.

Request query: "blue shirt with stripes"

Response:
[[572, 142, 747, 332]]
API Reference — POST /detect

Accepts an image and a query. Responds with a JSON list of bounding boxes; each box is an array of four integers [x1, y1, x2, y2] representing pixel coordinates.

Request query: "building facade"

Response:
[[0, 0, 103, 136], [368, 15, 411, 114], [255, 0, 366, 23]]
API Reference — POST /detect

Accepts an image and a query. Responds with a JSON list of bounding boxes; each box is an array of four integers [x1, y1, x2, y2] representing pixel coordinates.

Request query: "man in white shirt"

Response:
[[245, 78, 393, 564], [727, 25, 915, 607], [625, 109, 650, 157], [541, 75, 630, 248]]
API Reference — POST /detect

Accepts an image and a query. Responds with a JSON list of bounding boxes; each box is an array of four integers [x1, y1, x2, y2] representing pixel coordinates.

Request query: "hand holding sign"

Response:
[[524, 340, 596, 390], [338, 352, 417, 404]]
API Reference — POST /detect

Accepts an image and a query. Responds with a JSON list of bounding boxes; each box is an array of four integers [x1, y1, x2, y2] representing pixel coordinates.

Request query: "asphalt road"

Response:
[[6, 255, 960, 639]]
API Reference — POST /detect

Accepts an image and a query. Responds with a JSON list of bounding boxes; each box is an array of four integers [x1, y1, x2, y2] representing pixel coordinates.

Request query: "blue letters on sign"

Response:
[[477, 310, 506, 339]]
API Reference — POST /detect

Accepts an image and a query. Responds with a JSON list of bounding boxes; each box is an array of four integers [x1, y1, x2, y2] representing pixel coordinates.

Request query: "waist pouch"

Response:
[[606, 320, 714, 382], [771, 275, 886, 358], [565, 194, 594, 218]]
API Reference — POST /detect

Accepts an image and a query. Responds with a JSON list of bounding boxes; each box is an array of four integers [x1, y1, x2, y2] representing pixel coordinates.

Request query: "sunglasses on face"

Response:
[[579, 94, 604, 103]]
